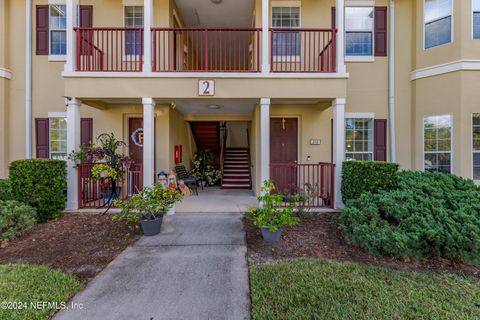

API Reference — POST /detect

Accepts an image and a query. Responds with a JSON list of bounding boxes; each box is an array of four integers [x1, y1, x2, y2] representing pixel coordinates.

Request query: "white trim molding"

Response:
[[48, 112, 67, 118], [0, 68, 12, 80], [410, 59, 480, 80], [345, 56, 375, 63], [345, 112, 375, 118]]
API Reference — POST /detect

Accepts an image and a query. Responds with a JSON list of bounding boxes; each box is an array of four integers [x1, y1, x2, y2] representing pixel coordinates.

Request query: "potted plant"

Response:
[[248, 180, 300, 242], [114, 184, 183, 236], [165, 186, 184, 215], [190, 150, 221, 186]]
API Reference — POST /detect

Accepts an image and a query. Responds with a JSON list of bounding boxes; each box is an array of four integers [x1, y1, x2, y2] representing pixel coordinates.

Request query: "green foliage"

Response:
[[250, 259, 480, 320], [91, 164, 119, 181], [0, 264, 83, 320], [0, 200, 36, 241], [9, 159, 67, 222], [340, 171, 480, 263], [114, 184, 183, 228], [341, 161, 399, 202], [67, 143, 89, 164], [190, 150, 221, 186], [0, 179, 13, 201], [248, 181, 300, 232]]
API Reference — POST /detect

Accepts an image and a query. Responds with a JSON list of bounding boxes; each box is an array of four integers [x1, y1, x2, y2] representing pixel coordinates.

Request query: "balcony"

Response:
[[74, 27, 337, 73]]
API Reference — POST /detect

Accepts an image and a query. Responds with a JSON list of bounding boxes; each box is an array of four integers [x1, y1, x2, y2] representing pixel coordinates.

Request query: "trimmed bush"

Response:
[[340, 171, 480, 263], [9, 159, 67, 222], [0, 200, 36, 241], [341, 161, 399, 203], [0, 179, 12, 201]]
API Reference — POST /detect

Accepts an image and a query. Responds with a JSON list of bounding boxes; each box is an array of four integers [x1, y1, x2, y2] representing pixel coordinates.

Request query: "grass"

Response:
[[250, 259, 480, 320], [0, 264, 83, 320]]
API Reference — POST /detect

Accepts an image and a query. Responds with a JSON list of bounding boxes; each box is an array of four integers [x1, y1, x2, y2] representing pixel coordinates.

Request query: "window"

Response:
[[423, 115, 452, 174], [271, 7, 300, 57], [424, 0, 452, 49], [474, 0, 480, 39], [345, 118, 373, 160], [49, 118, 67, 160], [124, 6, 144, 55], [50, 5, 67, 55], [473, 114, 480, 179], [345, 7, 374, 56]]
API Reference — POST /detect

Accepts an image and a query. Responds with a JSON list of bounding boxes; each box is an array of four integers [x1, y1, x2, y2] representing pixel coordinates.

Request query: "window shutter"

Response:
[[374, 7, 388, 56], [331, 7, 336, 28], [79, 5, 93, 27], [35, 118, 50, 158], [374, 119, 387, 161], [36, 5, 49, 55], [80, 118, 93, 147]]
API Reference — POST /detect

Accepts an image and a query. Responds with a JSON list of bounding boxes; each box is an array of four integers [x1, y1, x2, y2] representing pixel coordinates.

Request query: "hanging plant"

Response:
[[91, 164, 119, 181]]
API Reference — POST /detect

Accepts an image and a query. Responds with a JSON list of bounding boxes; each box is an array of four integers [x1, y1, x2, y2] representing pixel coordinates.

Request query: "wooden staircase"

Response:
[[190, 122, 221, 153], [221, 148, 252, 189]]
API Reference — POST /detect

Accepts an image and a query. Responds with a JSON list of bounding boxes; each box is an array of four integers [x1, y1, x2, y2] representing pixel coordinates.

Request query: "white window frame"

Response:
[[123, 5, 144, 61], [473, 0, 480, 39], [271, 4, 301, 61], [422, 114, 453, 174], [423, 0, 454, 50], [472, 113, 480, 180], [48, 114, 68, 160], [48, 3, 67, 60], [345, 115, 375, 161], [345, 6, 375, 61]]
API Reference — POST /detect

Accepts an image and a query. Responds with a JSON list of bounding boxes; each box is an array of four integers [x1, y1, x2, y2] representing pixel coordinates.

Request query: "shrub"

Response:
[[340, 171, 480, 263], [9, 159, 67, 222], [341, 161, 399, 203], [0, 179, 12, 201], [0, 200, 36, 241]]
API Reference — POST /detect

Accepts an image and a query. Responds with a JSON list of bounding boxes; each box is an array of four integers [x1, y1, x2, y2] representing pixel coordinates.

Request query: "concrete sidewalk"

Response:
[[54, 213, 250, 320]]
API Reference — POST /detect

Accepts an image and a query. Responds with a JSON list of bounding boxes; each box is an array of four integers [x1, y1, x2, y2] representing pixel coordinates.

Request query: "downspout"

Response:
[[25, 0, 32, 159], [388, 0, 396, 163]]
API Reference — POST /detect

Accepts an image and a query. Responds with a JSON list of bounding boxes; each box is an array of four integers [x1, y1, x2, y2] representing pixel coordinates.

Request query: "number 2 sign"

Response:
[[198, 80, 215, 96]]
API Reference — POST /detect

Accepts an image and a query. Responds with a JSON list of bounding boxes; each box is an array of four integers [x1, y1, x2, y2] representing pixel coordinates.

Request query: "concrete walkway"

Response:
[[54, 212, 250, 320]]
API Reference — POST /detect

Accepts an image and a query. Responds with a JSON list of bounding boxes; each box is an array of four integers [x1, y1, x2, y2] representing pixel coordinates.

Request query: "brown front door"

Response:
[[270, 118, 298, 194], [128, 118, 144, 164]]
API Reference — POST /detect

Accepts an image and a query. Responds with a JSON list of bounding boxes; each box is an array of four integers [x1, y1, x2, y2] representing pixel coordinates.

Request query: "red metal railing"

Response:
[[77, 163, 143, 209], [270, 162, 335, 208], [151, 28, 262, 72], [75, 28, 143, 72], [270, 28, 336, 73]]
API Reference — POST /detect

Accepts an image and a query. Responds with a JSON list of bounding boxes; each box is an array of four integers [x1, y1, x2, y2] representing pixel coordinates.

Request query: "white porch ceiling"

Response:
[[174, 0, 255, 28], [173, 99, 256, 115]]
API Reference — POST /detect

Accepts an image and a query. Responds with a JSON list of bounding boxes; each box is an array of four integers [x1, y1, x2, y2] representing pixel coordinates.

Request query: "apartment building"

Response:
[[0, 0, 478, 210]]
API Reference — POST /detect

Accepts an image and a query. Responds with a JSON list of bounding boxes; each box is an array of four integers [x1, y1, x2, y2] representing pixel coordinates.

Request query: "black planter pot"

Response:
[[140, 213, 164, 236], [261, 227, 284, 242]]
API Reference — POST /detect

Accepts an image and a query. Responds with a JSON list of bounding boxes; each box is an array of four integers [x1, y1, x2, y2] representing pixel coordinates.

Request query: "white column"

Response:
[[143, 0, 153, 72], [66, 98, 81, 210], [142, 98, 155, 187], [335, 0, 346, 73], [332, 98, 346, 209], [65, 0, 79, 72], [261, 0, 270, 73], [259, 98, 270, 187]]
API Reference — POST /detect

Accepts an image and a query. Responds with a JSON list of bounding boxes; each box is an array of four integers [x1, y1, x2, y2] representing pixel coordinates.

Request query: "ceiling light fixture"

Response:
[[206, 104, 221, 109], [211, 0, 222, 4]]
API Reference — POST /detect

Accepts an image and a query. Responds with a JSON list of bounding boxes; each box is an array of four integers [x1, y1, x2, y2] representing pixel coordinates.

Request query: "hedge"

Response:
[[0, 200, 36, 241], [9, 159, 67, 222], [340, 171, 480, 263], [341, 161, 399, 203], [0, 179, 12, 201]]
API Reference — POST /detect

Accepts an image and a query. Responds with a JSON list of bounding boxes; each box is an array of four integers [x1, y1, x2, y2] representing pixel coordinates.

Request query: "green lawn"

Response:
[[0, 264, 83, 320], [250, 259, 480, 320]]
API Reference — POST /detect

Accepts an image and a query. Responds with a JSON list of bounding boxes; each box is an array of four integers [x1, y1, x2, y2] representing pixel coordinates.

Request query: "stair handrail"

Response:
[[220, 126, 228, 183]]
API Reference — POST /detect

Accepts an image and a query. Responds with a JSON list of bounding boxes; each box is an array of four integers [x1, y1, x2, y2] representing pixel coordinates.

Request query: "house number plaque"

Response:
[[198, 80, 215, 96]]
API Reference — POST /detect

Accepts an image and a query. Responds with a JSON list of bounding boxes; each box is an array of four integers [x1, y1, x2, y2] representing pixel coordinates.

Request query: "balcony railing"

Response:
[[74, 28, 336, 73]]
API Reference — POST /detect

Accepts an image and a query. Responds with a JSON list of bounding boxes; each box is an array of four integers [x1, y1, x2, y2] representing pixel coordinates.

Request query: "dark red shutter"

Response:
[[79, 5, 93, 27], [80, 118, 93, 147], [375, 7, 388, 56], [374, 119, 387, 161], [331, 7, 336, 28], [35, 118, 50, 158], [36, 5, 49, 55]]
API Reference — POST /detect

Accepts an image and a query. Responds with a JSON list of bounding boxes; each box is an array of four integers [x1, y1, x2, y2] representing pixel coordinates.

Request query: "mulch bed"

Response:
[[245, 212, 480, 279], [0, 214, 140, 281]]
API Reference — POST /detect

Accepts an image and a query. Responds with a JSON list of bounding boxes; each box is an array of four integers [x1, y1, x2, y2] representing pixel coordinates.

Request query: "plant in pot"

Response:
[[248, 180, 300, 242], [190, 150, 221, 186], [114, 184, 183, 236]]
